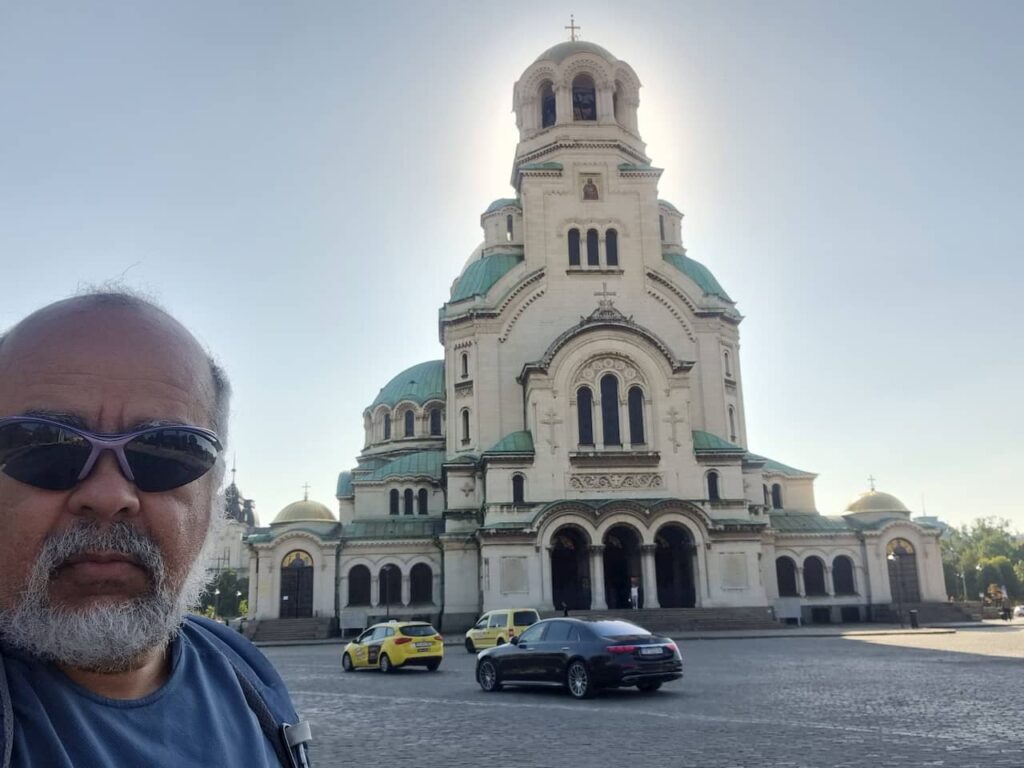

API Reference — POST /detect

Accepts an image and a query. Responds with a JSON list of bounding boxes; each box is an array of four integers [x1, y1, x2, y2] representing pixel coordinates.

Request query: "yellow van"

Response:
[[464, 608, 540, 653]]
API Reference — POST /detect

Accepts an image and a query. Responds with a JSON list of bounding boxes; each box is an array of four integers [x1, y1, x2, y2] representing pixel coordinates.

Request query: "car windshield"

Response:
[[513, 611, 539, 626], [399, 625, 437, 637], [589, 621, 652, 638]]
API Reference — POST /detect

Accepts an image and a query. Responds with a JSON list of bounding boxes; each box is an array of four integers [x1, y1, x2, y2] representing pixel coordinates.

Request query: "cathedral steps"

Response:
[[540, 607, 782, 633], [872, 602, 981, 624], [247, 617, 333, 643]]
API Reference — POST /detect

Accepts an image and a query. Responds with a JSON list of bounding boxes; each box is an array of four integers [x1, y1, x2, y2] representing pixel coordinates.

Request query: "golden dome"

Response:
[[844, 490, 910, 516], [271, 499, 336, 525]]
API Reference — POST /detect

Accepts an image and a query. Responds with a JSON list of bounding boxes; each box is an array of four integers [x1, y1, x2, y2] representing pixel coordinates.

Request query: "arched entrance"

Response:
[[887, 538, 921, 603], [603, 524, 642, 609], [280, 550, 314, 618], [655, 524, 696, 607], [550, 526, 592, 610]]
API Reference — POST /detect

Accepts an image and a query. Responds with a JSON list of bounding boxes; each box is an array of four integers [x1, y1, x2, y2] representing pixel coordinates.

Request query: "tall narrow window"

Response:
[[540, 81, 556, 127], [600, 374, 621, 446], [568, 228, 581, 266], [586, 229, 599, 266], [461, 409, 470, 445], [707, 471, 721, 501], [577, 387, 594, 445], [724, 350, 732, 377], [417, 488, 428, 515], [728, 406, 737, 443], [628, 386, 645, 445], [429, 408, 442, 436], [389, 489, 399, 516], [571, 74, 597, 120], [404, 410, 415, 437], [771, 483, 783, 509], [460, 353, 469, 378], [512, 474, 525, 506], [383, 413, 391, 440], [506, 214, 513, 242], [403, 488, 414, 516], [659, 215, 665, 242], [606, 229, 618, 266]]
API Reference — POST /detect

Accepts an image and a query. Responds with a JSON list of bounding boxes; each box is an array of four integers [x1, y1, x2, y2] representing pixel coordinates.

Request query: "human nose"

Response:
[[66, 450, 141, 521]]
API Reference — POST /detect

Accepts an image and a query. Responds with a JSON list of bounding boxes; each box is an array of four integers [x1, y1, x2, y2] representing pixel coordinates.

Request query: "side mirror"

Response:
[[510, 636, 520, 645]]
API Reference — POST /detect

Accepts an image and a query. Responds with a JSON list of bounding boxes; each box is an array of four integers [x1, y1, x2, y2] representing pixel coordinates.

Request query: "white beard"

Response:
[[0, 511, 225, 674]]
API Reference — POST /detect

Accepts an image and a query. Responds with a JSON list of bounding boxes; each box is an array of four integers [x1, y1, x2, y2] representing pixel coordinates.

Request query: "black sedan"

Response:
[[474, 617, 682, 699]]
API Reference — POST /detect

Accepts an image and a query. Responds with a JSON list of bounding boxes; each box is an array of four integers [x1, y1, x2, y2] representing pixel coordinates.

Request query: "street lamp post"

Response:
[[382, 565, 397, 619], [213, 588, 222, 622]]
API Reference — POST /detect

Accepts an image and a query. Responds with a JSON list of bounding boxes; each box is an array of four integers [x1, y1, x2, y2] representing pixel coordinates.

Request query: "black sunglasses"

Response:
[[0, 416, 223, 493]]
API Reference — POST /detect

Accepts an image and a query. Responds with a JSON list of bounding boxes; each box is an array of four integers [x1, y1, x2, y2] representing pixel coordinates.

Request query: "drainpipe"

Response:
[[858, 532, 873, 621]]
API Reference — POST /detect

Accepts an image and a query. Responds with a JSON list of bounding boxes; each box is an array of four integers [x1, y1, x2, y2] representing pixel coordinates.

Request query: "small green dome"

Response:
[[449, 252, 523, 303], [369, 360, 445, 409], [844, 491, 910, 515], [272, 499, 336, 525], [535, 40, 617, 65]]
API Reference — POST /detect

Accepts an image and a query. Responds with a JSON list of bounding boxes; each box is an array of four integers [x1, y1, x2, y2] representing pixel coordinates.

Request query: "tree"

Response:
[[941, 518, 1023, 600], [199, 569, 249, 618]]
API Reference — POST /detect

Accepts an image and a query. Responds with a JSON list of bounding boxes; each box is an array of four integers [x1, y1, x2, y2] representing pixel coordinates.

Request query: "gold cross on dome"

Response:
[[302, 482, 311, 500], [565, 15, 581, 41], [867, 475, 876, 491]]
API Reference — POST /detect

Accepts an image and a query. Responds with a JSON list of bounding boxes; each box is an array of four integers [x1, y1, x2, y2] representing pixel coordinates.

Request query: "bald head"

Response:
[[0, 292, 231, 445]]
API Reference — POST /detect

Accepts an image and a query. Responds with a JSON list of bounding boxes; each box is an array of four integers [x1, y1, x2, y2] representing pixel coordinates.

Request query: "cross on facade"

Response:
[[461, 481, 475, 498], [565, 15, 581, 41], [594, 282, 617, 310], [302, 482, 311, 500], [540, 409, 562, 454], [867, 475, 876, 492], [663, 407, 684, 453]]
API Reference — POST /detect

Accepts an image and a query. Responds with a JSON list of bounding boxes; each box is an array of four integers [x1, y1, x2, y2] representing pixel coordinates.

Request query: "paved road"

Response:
[[264, 626, 1023, 768]]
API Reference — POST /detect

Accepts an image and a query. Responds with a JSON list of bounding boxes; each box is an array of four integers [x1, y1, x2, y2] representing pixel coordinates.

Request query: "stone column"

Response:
[[796, 567, 806, 597], [619, 397, 630, 447], [555, 85, 571, 125], [825, 566, 835, 596], [370, 573, 380, 607], [247, 552, 259, 619], [597, 86, 615, 124], [402, 573, 410, 607], [641, 544, 660, 608], [590, 545, 608, 609], [541, 547, 551, 606]]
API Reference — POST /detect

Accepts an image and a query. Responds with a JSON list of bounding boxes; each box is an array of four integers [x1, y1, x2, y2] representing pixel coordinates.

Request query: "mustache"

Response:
[[38, 521, 166, 587]]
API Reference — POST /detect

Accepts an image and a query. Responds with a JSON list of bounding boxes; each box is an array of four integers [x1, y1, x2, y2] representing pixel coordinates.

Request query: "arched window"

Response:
[[577, 386, 594, 446], [512, 474, 525, 505], [389, 489, 399, 516], [403, 488, 414, 516], [628, 386, 645, 445], [804, 556, 827, 595], [404, 410, 415, 437], [461, 409, 470, 445], [410, 563, 433, 604], [460, 352, 469, 378], [429, 408, 442, 436], [728, 406, 737, 443], [347, 565, 371, 606], [771, 483, 783, 509], [606, 228, 618, 266], [659, 215, 665, 242], [568, 228, 581, 266], [417, 488, 428, 515], [776, 556, 798, 597], [383, 413, 391, 440], [707, 470, 721, 502], [833, 556, 856, 595], [724, 350, 732, 377], [506, 214, 513, 242], [572, 74, 596, 121], [586, 228, 599, 266], [540, 80, 556, 127], [600, 374, 621, 446]]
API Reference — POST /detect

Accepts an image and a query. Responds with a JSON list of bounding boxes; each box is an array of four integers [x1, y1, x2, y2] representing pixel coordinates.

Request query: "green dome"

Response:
[[483, 198, 521, 215], [535, 40, 617, 65], [663, 250, 733, 302], [449, 252, 523, 303], [844, 490, 910, 515], [272, 499, 336, 525], [365, 451, 444, 482], [369, 360, 445, 409]]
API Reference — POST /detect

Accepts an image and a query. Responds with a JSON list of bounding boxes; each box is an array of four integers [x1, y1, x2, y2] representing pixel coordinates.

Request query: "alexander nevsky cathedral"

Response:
[[236, 38, 948, 637]]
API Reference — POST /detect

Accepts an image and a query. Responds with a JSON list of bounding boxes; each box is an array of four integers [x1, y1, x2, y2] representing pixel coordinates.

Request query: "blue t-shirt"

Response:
[[2, 622, 285, 767]]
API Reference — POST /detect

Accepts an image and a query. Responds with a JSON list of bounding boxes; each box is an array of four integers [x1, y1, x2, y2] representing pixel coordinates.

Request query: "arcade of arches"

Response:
[[548, 521, 698, 610]]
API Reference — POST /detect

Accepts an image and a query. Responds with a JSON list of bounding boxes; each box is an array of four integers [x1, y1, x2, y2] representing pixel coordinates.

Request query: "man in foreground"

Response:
[[0, 293, 310, 767]]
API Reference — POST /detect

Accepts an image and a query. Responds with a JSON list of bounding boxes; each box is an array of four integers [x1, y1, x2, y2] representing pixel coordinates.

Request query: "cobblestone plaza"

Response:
[[264, 626, 1023, 768]]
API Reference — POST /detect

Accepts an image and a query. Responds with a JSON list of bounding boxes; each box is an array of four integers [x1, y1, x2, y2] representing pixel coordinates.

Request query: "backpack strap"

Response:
[[185, 617, 311, 768], [0, 647, 12, 768]]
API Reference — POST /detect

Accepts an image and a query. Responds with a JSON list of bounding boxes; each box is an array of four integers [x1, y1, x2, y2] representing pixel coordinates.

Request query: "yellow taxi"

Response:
[[464, 608, 540, 653], [342, 621, 444, 673]]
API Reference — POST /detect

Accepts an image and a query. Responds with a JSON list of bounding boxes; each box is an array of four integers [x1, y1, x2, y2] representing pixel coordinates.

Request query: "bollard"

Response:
[[908, 609, 919, 629]]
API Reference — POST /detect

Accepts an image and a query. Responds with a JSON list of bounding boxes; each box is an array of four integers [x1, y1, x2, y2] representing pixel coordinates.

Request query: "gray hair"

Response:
[[0, 287, 232, 447]]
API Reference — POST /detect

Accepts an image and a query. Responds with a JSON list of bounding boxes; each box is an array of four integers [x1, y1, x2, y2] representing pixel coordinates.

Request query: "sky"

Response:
[[1, 1, 1021, 529]]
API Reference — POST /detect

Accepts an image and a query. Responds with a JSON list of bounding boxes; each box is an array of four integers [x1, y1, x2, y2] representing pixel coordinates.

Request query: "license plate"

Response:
[[640, 646, 663, 656], [415, 642, 432, 649]]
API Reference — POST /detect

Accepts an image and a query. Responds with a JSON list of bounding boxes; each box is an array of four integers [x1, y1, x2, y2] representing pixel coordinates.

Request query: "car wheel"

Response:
[[379, 654, 394, 673], [426, 660, 440, 672], [636, 680, 662, 692], [566, 660, 593, 699], [465, 638, 476, 654], [342, 653, 354, 673], [477, 660, 502, 692]]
